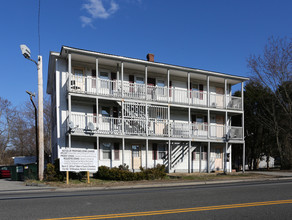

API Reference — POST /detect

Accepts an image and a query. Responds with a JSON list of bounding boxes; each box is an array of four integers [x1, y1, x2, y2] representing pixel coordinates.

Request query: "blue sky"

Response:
[[0, 0, 291, 106]]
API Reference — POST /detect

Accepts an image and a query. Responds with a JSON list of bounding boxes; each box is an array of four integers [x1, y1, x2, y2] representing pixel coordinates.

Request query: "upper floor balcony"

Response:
[[67, 75, 242, 111], [69, 113, 243, 141]]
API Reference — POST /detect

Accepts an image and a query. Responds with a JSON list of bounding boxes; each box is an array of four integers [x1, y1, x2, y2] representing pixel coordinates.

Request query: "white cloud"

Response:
[[80, 0, 119, 27]]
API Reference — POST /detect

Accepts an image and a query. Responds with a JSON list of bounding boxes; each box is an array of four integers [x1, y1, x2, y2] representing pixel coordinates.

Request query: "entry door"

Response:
[[214, 147, 223, 171], [72, 68, 84, 91], [132, 145, 141, 170], [216, 87, 224, 108], [216, 115, 224, 138]]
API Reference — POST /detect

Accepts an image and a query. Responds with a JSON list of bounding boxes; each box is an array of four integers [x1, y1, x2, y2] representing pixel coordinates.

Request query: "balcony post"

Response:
[[146, 139, 148, 169], [225, 111, 228, 140], [68, 53, 71, 91], [168, 140, 171, 172], [199, 145, 202, 173], [207, 142, 210, 173], [229, 143, 232, 172], [167, 69, 170, 102], [207, 109, 210, 139], [188, 72, 190, 105], [224, 142, 228, 173], [146, 103, 148, 136], [96, 58, 98, 95], [207, 76, 210, 107], [121, 62, 124, 97], [96, 97, 99, 127], [168, 104, 170, 137], [188, 141, 191, 173], [188, 107, 191, 138], [242, 142, 245, 173], [68, 94, 71, 148], [122, 138, 125, 165], [122, 101, 124, 135], [224, 79, 227, 109], [96, 136, 99, 168], [145, 66, 148, 100]]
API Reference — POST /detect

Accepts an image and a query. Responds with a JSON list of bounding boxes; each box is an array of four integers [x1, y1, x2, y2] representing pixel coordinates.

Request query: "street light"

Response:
[[20, 44, 44, 181], [26, 91, 39, 178]]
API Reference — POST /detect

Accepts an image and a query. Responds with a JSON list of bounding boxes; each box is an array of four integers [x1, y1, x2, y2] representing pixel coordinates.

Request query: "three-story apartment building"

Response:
[[47, 46, 248, 173]]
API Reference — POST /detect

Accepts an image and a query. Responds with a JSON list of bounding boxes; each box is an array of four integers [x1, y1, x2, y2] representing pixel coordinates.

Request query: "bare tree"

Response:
[[247, 37, 292, 168]]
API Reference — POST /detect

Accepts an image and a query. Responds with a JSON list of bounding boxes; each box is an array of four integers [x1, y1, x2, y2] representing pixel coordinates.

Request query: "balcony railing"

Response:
[[68, 75, 242, 110], [69, 113, 243, 140]]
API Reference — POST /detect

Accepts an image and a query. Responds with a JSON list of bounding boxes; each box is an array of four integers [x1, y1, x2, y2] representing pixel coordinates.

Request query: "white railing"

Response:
[[209, 124, 225, 139], [209, 93, 225, 109], [227, 96, 242, 110], [124, 118, 147, 135], [70, 113, 97, 133], [191, 122, 208, 138], [123, 82, 146, 99], [170, 122, 189, 138], [98, 79, 121, 97], [190, 90, 208, 107], [147, 85, 168, 102], [148, 119, 168, 136], [227, 126, 243, 140], [169, 88, 188, 104], [98, 117, 122, 135]]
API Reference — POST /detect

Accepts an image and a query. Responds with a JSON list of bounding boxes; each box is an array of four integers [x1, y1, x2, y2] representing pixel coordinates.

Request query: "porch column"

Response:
[[225, 111, 228, 140], [146, 139, 148, 169], [168, 140, 171, 172], [122, 138, 125, 165], [241, 82, 245, 140], [229, 143, 232, 172], [168, 105, 170, 137], [207, 110, 210, 139], [68, 53, 71, 91], [122, 101, 124, 135], [68, 94, 71, 148], [121, 62, 124, 97], [96, 58, 99, 95], [224, 79, 227, 109], [146, 103, 148, 136], [188, 141, 191, 173], [188, 72, 190, 105], [224, 142, 228, 173], [96, 98, 99, 130], [145, 66, 148, 100], [188, 107, 191, 138], [243, 142, 245, 173], [167, 69, 170, 102], [207, 76, 210, 107], [199, 145, 202, 173], [96, 136, 99, 169], [208, 142, 210, 173]]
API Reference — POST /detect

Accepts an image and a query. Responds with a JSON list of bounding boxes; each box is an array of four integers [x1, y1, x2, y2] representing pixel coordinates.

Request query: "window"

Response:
[[136, 77, 144, 84], [157, 80, 165, 96], [102, 143, 111, 159], [100, 72, 109, 88], [192, 146, 207, 160], [114, 143, 119, 160], [73, 68, 84, 83], [158, 144, 166, 159], [101, 107, 110, 122], [92, 70, 96, 88]]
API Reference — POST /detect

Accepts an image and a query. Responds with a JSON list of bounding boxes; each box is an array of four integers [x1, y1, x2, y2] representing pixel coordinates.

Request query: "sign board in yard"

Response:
[[60, 148, 98, 172]]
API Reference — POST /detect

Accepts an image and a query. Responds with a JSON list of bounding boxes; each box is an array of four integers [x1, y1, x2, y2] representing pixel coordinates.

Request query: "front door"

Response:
[[214, 146, 223, 171], [132, 145, 141, 170], [216, 115, 224, 138], [216, 87, 224, 108], [72, 68, 84, 91]]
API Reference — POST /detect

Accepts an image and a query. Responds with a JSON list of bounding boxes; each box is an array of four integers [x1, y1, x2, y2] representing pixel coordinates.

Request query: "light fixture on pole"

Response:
[[26, 91, 39, 178], [20, 44, 44, 181]]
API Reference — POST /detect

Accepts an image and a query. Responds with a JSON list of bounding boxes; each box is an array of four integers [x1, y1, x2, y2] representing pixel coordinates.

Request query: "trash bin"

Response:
[[23, 163, 38, 180], [10, 165, 24, 181]]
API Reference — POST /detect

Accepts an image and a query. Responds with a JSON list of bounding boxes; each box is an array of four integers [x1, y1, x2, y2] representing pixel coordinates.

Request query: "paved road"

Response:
[[0, 179, 292, 220]]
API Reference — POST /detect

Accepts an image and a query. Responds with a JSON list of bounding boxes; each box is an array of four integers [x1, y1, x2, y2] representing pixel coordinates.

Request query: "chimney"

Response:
[[147, 53, 154, 62]]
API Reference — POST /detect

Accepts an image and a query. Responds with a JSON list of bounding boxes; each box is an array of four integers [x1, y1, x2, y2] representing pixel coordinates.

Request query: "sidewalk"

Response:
[[1, 171, 292, 193]]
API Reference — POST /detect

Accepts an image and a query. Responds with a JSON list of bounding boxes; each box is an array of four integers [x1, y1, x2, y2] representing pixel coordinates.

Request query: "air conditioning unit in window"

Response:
[[211, 102, 217, 107]]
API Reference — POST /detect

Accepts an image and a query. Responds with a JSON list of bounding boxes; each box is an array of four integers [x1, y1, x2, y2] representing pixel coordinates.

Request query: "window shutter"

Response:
[[199, 84, 203, 100], [204, 115, 207, 123], [192, 115, 197, 123], [114, 143, 119, 160], [92, 70, 97, 89], [192, 150, 196, 160], [153, 143, 157, 160], [92, 70, 96, 77], [169, 80, 172, 97]]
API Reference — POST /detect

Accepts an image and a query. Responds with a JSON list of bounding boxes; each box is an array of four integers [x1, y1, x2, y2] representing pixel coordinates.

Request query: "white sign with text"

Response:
[[59, 148, 98, 172]]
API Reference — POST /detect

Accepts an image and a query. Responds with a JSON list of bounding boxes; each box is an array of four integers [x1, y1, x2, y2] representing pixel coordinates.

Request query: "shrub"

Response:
[[44, 163, 57, 181], [94, 164, 166, 181]]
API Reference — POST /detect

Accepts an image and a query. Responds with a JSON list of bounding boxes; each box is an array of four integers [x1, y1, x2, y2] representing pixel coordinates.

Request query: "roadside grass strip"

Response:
[[42, 199, 292, 220]]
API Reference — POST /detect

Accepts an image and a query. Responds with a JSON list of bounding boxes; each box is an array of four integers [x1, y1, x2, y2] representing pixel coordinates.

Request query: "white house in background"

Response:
[[46, 46, 249, 173]]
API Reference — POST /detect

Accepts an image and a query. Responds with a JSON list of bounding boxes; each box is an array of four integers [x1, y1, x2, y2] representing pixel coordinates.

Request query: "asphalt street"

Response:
[[0, 179, 292, 220]]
